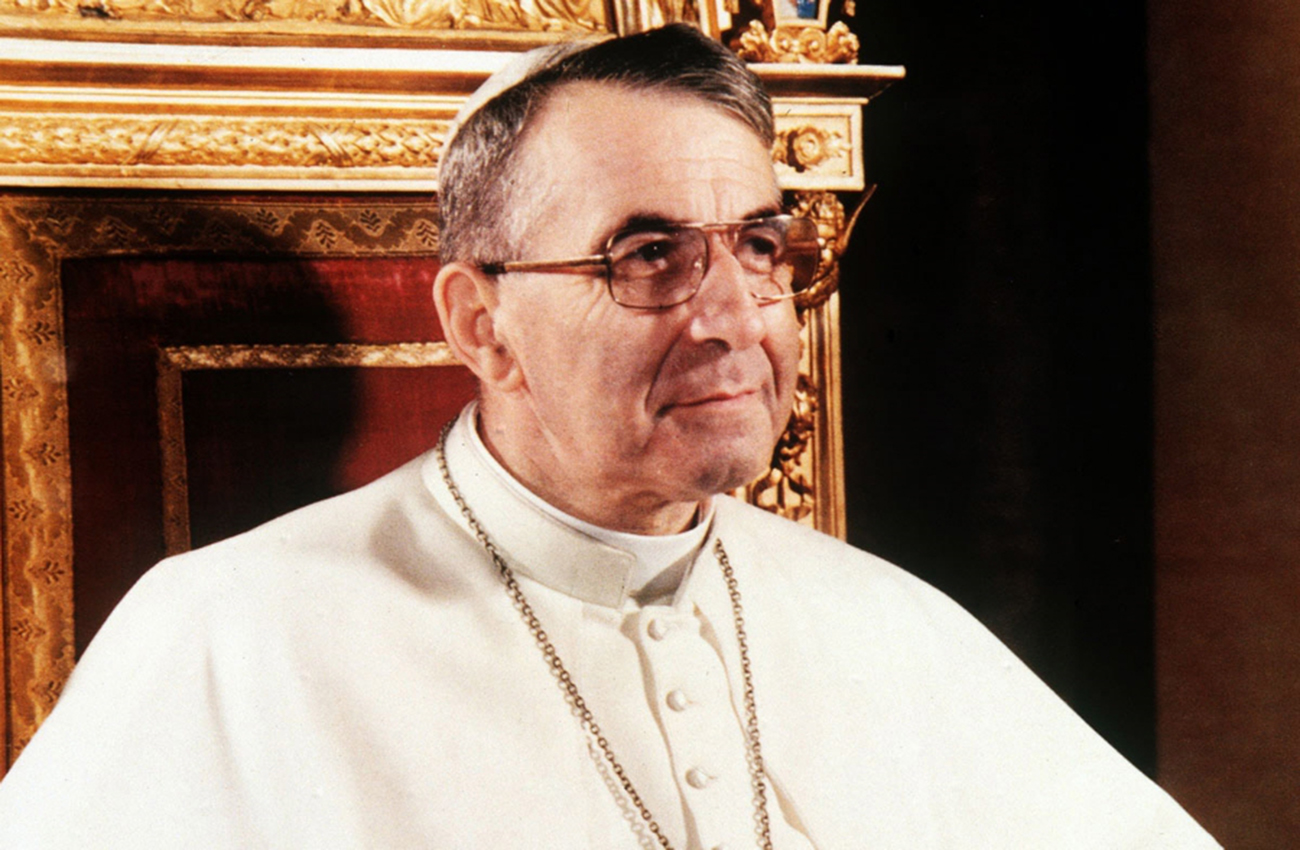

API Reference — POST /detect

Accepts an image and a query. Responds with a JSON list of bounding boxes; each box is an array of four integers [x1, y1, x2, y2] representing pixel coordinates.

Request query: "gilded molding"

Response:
[[746, 373, 819, 522], [0, 0, 605, 32], [735, 20, 859, 64], [0, 207, 75, 767], [159, 342, 459, 371], [156, 363, 191, 558], [742, 187, 872, 534], [156, 342, 460, 554], [790, 189, 845, 311], [0, 109, 453, 187], [0, 116, 449, 170], [789, 186, 871, 311], [773, 124, 848, 174], [771, 102, 863, 192]]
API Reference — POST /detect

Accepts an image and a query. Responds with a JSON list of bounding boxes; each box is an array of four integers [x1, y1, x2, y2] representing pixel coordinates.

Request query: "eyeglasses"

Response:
[[479, 215, 822, 310]]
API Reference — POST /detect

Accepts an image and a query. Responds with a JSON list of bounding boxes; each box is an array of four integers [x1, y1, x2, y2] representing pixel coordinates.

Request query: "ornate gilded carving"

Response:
[[0, 194, 76, 771], [770, 103, 862, 191], [0, 115, 451, 170], [0, 0, 604, 31], [29, 559, 69, 586], [773, 123, 848, 173], [162, 342, 459, 371], [735, 19, 859, 64], [790, 186, 871, 311], [747, 373, 818, 521], [611, 0, 699, 36]]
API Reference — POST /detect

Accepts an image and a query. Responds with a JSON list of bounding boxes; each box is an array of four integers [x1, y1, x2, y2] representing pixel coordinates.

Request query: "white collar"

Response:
[[421, 404, 712, 609]]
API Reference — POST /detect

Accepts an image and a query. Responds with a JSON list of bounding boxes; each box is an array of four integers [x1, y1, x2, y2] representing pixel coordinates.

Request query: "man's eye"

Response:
[[630, 239, 674, 263], [611, 232, 683, 272], [736, 229, 782, 269]]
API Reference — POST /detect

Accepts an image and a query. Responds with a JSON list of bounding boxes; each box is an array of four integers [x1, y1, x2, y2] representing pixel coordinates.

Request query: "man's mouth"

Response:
[[666, 388, 758, 411]]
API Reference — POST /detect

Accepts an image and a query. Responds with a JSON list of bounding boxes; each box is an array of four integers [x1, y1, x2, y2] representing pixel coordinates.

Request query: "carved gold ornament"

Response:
[[0, 0, 605, 32], [0, 82, 463, 190], [0, 115, 448, 170], [748, 373, 819, 521], [774, 124, 848, 173], [770, 103, 863, 191], [735, 19, 859, 64], [790, 186, 871, 311]]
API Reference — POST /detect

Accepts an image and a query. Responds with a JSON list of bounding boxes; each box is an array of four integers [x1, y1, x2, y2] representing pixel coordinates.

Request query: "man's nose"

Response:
[[684, 235, 768, 350]]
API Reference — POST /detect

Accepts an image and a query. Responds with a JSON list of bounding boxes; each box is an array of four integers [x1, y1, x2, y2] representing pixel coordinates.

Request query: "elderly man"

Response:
[[0, 24, 1216, 850]]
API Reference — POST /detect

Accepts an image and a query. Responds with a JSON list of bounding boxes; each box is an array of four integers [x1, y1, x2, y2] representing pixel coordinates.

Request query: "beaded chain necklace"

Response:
[[435, 424, 774, 849]]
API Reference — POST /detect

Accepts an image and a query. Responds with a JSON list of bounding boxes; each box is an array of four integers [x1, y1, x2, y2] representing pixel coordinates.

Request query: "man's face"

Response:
[[481, 82, 801, 531]]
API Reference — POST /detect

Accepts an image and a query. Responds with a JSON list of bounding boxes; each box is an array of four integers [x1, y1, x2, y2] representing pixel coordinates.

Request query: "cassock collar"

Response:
[[421, 405, 708, 610]]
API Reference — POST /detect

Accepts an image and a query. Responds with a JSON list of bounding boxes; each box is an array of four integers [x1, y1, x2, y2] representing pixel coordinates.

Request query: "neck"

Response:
[[475, 407, 701, 536]]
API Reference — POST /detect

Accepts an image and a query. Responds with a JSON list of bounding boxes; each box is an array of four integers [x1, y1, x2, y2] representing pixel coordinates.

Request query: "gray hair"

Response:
[[438, 24, 775, 265]]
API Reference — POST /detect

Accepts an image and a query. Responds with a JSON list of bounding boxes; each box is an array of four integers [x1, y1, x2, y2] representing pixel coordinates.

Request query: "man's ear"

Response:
[[433, 262, 522, 392]]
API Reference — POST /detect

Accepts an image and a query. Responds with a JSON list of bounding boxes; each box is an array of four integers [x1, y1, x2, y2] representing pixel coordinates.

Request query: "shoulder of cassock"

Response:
[[707, 496, 1220, 848], [0, 451, 1220, 850]]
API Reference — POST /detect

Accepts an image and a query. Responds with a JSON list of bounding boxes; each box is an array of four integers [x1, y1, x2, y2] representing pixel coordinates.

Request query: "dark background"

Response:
[[833, 3, 1300, 846], [836, 0, 1156, 772]]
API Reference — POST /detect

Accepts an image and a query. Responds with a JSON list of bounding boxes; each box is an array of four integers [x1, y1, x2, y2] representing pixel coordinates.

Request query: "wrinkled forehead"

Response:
[[508, 83, 781, 255], [525, 81, 776, 183]]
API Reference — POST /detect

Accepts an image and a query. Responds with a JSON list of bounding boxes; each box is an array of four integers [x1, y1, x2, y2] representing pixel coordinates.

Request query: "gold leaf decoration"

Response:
[[29, 560, 69, 586], [2, 377, 40, 402], [19, 321, 59, 346], [773, 124, 848, 173], [30, 678, 64, 708], [11, 617, 48, 642], [748, 373, 819, 521], [24, 443, 64, 467], [360, 0, 453, 26], [790, 187, 873, 311], [0, 116, 449, 171], [735, 20, 859, 64], [0, 0, 604, 28]]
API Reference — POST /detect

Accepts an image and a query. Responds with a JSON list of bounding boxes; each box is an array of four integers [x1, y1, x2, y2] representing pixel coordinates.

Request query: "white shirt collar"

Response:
[[422, 404, 712, 609]]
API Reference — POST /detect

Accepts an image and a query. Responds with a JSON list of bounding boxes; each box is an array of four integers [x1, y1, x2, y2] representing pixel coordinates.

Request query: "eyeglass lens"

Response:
[[606, 217, 820, 308]]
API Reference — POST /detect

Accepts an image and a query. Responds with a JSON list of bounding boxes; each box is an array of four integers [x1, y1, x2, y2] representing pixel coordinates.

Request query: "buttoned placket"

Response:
[[427, 408, 816, 850], [632, 603, 759, 850]]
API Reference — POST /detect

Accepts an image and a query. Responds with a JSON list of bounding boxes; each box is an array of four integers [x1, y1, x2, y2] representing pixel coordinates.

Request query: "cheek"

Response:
[[768, 313, 803, 398], [511, 300, 666, 425]]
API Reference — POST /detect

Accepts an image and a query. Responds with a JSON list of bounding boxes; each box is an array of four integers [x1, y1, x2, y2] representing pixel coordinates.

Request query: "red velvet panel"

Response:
[[61, 254, 478, 655]]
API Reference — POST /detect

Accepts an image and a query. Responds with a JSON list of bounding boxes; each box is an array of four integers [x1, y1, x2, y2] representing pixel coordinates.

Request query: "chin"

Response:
[[645, 408, 785, 498], [680, 443, 774, 498]]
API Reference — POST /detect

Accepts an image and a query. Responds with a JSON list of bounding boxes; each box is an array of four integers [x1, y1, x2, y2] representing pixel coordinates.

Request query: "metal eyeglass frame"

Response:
[[477, 214, 824, 310]]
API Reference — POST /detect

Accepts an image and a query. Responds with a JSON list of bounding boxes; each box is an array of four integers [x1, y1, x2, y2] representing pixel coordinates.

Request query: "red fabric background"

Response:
[[61, 254, 479, 653]]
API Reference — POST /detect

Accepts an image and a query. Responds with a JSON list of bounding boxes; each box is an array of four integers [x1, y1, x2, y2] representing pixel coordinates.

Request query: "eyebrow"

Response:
[[593, 203, 785, 249]]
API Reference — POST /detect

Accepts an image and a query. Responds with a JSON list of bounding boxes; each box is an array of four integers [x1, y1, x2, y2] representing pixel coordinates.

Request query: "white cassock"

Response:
[[0, 405, 1219, 849]]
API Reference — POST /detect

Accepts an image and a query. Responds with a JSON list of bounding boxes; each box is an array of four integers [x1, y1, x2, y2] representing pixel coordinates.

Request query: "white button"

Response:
[[685, 767, 714, 789], [666, 689, 690, 711], [647, 619, 669, 640]]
